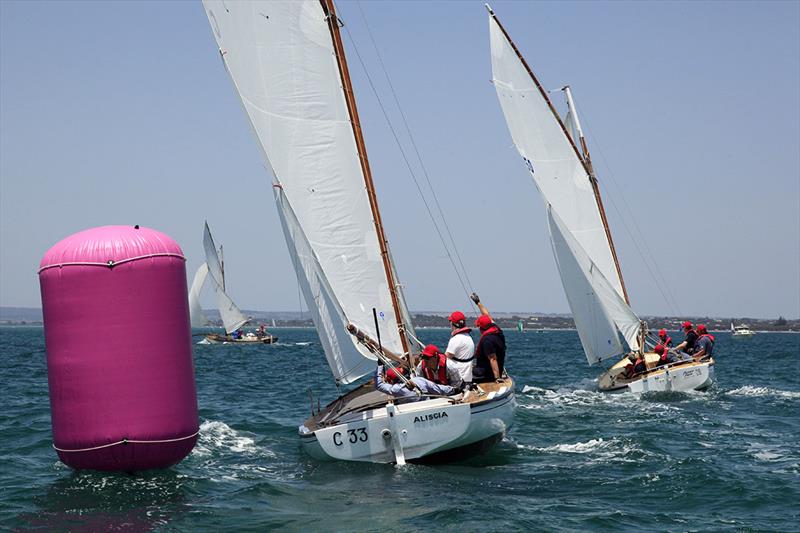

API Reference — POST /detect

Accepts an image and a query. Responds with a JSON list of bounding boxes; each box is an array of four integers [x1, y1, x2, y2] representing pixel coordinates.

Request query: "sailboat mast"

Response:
[[486, 4, 630, 305], [321, 0, 411, 357], [561, 86, 630, 305]]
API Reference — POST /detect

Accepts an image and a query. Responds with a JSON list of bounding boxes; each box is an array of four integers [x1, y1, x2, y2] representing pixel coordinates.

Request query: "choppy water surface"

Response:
[[1, 327, 798, 531]]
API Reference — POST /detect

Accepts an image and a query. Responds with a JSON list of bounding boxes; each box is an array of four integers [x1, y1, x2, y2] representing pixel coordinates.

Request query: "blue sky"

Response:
[[1, 0, 798, 319]]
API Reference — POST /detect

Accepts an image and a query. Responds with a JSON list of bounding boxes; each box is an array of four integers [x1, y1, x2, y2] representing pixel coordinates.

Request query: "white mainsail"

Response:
[[189, 262, 211, 327], [202, 223, 249, 335], [488, 8, 640, 363], [203, 0, 410, 383]]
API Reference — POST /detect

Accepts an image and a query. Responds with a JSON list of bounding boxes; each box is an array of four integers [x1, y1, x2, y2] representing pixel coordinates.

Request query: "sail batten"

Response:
[[203, 0, 409, 383]]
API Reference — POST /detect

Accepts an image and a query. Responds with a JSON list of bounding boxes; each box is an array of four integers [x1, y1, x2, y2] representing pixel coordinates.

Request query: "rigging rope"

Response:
[[340, 3, 477, 311], [577, 110, 683, 317]]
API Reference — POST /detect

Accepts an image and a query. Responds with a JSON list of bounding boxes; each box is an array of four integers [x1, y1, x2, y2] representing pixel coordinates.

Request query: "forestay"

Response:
[[202, 1, 408, 383], [548, 208, 640, 364]]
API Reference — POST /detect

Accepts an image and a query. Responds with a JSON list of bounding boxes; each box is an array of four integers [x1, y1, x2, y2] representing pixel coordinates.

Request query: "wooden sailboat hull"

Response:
[[598, 357, 715, 393], [299, 378, 516, 464]]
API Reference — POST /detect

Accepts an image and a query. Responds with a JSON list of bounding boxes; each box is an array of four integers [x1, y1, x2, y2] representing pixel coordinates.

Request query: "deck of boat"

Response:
[[302, 376, 514, 432]]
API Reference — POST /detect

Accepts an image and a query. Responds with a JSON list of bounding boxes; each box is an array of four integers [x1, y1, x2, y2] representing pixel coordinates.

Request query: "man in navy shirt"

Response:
[[470, 293, 506, 383]]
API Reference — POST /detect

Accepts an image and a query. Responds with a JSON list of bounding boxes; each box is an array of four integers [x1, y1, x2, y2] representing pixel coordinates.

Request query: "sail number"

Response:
[[333, 428, 368, 446], [523, 156, 535, 175]]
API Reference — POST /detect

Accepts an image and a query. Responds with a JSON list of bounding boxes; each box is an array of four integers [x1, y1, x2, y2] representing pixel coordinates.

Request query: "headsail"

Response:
[[548, 208, 640, 364], [188, 262, 210, 327], [202, 0, 411, 383], [202, 223, 248, 335]]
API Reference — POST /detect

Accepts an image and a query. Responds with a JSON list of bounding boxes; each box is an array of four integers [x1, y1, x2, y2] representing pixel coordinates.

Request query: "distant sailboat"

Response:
[[203, 0, 514, 463], [487, 5, 714, 393], [731, 322, 756, 337], [189, 222, 277, 344]]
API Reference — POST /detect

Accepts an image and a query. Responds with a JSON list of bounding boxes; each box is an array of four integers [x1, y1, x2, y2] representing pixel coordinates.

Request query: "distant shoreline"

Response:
[[2, 307, 797, 332]]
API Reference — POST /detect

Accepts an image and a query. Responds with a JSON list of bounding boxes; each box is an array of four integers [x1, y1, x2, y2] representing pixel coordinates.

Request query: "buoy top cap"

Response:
[[40, 225, 184, 269]]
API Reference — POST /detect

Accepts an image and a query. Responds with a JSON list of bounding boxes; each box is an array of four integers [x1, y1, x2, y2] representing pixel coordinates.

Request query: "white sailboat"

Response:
[[202, 0, 514, 463], [486, 5, 713, 393], [731, 322, 756, 337], [190, 222, 277, 344]]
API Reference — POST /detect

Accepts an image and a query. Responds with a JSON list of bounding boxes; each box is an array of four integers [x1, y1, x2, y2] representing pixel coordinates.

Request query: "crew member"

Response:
[[414, 344, 463, 389], [445, 310, 475, 384], [470, 293, 506, 383], [654, 344, 672, 366], [375, 364, 458, 401], [674, 321, 698, 355], [657, 329, 673, 349], [693, 324, 715, 360]]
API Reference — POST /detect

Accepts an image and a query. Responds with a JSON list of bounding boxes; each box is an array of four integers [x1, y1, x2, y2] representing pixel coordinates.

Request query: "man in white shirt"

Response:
[[444, 310, 475, 384]]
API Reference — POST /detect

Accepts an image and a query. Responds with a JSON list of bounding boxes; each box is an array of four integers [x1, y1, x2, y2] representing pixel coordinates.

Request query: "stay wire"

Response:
[[340, 5, 477, 311], [579, 111, 682, 316], [354, 2, 476, 297]]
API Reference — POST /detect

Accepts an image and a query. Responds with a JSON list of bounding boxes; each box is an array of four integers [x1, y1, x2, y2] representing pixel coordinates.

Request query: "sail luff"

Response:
[[488, 7, 630, 307], [320, 0, 411, 359]]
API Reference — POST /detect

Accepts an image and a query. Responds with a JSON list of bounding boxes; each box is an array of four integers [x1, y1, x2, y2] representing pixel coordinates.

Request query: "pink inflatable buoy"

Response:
[[38, 225, 199, 471]]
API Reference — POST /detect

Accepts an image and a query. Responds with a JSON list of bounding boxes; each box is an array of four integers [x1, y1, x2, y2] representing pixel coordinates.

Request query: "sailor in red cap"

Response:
[[445, 310, 475, 383], [692, 324, 715, 361], [375, 363, 459, 401], [657, 328, 673, 349], [674, 321, 698, 355], [414, 344, 463, 389], [470, 293, 507, 383]]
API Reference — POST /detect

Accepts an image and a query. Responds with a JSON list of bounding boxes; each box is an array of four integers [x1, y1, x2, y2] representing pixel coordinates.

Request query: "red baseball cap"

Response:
[[654, 344, 665, 354], [386, 367, 403, 383], [658, 329, 667, 336], [475, 315, 493, 329], [697, 324, 707, 334], [682, 321, 693, 329], [420, 344, 441, 358], [448, 311, 466, 323]]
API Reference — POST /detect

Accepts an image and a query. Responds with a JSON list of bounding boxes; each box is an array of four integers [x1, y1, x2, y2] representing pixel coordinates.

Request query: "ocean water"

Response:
[[1, 326, 798, 532]]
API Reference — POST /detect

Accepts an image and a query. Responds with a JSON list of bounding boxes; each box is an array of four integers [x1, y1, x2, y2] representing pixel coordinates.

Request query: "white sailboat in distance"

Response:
[[487, 4, 714, 393], [190, 222, 277, 344], [202, 0, 515, 463]]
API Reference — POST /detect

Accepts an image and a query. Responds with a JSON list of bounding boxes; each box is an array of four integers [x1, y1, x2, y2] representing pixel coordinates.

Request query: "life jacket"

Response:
[[451, 327, 472, 337], [474, 325, 501, 356], [659, 335, 673, 347], [697, 333, 715, 355], [421, 354, 448, 385]]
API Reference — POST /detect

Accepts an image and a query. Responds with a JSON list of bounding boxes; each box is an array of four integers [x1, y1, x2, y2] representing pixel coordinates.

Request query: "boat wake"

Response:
[[517, 436, 656, 464], [725, 386, 800, 400]]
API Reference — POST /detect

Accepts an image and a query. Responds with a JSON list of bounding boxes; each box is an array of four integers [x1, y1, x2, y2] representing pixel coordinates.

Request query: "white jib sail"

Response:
[[189, 262, 211, 327], [488, 14, 625, 302], [202, 223, 248, 334], [203, 1, 408, 382], [548, 208, 641, 364]]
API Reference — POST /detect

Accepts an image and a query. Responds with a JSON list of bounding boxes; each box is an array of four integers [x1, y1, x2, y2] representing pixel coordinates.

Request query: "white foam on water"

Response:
[[295, 342, 313, 346], [518, 437, 653, 464], [193, 420, 259, 457], [727, 386, 800, 399]]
